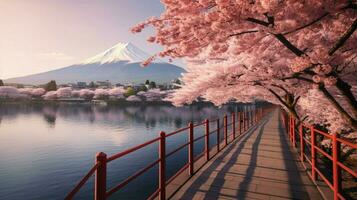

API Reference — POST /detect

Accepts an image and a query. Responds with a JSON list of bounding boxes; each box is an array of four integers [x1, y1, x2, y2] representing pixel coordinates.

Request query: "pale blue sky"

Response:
[[0, 0, 182, 79]]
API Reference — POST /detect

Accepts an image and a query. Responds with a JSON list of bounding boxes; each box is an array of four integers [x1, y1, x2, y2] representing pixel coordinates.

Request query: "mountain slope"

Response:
[[6, 42, 185, 85]]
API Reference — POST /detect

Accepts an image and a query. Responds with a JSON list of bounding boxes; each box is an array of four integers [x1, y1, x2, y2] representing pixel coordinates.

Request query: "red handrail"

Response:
[[64, 162, 101, 200], [107, 137, 160, 162], [106, 159, 160, 197], [65, 107, 269, 200], [284, 111, 356, 200]]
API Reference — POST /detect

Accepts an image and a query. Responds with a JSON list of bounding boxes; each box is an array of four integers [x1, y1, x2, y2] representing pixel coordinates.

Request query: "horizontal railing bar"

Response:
[[107, 137, 160, 162], [193, 134, 206, 143], [315, 167, 333, 190], [314, 129, 332, 139], [227, 133, 234, 138], [209, 128, 218, 135], [194, 151, 205, 162], [193, 121, 205, 128], [65, 109, 271, 199], [166, 142, 190, 158], [65, 162, 100, 200], [303, 137, 311, 145], [106, 159, 160, 197], [166, 163, 189, 185], [303, 153, 312, 166], [166, 126, 190, 137], [147, 188, 160, 200], [337, 193, 346, 200], [336, 137, 357, 149], [337, 162, 357, 177], [314, 146, 333, 160]]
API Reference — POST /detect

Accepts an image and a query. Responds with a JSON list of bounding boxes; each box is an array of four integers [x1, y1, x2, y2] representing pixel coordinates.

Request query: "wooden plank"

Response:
[[171, 109, 323, 200]]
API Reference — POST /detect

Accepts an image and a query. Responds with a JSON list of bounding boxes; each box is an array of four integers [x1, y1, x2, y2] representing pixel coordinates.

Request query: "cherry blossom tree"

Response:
[[126, 95, 142, 102], [71, 90, 81, 98], [31, 88, 46, 97], [137, 89, 168, 101], [0, 86, 29, 99], [56, 87, 72, 98], [18, 88, 34, 96], [79, 89, 95, 100], [133, 0, 357, 131], [108, 87, 126, 99], [18, 88, 46, 98], [93, 88, 109, 100], [42, 91, 57, 100]]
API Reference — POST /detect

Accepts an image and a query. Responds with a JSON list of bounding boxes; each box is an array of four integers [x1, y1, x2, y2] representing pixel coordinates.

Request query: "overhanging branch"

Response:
[[329, 19, 357, 55]]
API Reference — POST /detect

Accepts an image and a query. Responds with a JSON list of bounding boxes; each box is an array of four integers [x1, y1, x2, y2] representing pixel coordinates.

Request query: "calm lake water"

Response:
[[0, 103, 249, 200]]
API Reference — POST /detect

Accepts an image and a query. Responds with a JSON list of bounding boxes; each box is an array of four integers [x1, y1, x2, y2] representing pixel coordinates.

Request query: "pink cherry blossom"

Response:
[[133, 0, 357, 132]]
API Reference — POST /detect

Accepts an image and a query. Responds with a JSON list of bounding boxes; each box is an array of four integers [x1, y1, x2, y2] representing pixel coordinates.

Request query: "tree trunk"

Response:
[[319, 85, 357, 130], [335, 78, 357, 117]]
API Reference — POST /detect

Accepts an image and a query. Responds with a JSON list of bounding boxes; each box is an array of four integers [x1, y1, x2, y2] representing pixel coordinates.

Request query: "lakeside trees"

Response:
[[133, 0, 357, 133], [45, 80, 57, 91], [0, 86, 171, 103]]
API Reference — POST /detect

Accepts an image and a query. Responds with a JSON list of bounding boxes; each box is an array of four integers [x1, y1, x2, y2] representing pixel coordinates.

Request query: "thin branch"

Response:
[[283, 12, 329, 35], [271, 84, 289, 94], [281, 74, 314, 83], [273, 34, 305, 56], [329, 18, 357, 56], [246, 17, 270, 27], [318, 84, 357, 129], [228, 30, 259, 38], [293, 96, 301, 107], [335, 77, 357, 117], [246, 15, 306, 56]]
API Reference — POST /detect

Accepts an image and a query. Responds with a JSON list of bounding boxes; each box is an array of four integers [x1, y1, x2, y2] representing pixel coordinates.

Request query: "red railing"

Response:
[[281, 111, 357, 200], [65, 106, 270, 200]]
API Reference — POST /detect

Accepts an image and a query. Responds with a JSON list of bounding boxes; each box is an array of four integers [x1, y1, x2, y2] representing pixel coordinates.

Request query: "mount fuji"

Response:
[[6, 42, 185, 85]]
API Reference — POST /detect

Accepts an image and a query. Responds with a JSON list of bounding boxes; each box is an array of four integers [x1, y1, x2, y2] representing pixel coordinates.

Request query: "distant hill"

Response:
[[6, 42, 185, 85]]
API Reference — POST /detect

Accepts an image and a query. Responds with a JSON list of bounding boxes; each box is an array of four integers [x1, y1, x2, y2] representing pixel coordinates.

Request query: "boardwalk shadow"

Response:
[[177, 114, 269, 199], [176, 110, 315, 200]]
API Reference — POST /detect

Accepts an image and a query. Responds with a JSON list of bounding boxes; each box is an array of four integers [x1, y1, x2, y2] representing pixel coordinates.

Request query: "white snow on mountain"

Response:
[[83, 42, 159, 65], [6, 42, 185, 85]]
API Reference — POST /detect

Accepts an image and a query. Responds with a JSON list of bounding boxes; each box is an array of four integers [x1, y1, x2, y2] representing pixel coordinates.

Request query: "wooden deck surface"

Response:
[[170, 109, 322, 200]]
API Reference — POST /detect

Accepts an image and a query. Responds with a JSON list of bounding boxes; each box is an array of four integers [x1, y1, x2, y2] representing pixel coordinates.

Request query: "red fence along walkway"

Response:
[[282, 111, 357, 200], [65, 107, 269, 200], [171, 109, 322, 200]]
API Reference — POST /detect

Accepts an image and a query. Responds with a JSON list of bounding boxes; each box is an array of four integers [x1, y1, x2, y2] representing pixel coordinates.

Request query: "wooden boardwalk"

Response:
[[171, 109, 322, 200]]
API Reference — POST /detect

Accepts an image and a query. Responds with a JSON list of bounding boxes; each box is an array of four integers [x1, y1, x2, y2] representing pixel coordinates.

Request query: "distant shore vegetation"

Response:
[[0, 79, 181, 103]]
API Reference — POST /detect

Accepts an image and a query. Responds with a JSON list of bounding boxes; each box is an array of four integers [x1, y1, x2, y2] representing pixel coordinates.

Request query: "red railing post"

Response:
[[250, 109, 253, 126], [289, 114, 293, 143], [332, 133, 341, 200], [216, 119, 220, 152], [159, 131, 166, 200], [311, 126, 317, 181], [243, 111, 246, 131], [254, 108, 256, 124], [238, 112, 242, 135], [299, 124, 304, 161], [224, 114, 228, 146], [247, 110, 250, 130], [232, 112, 236, 139], [237, 112, 242, 135], [292, 118, 296, 147], [188, 123, 194, 176], [205, 119, 210, 161], [95, 152, 107, 200]]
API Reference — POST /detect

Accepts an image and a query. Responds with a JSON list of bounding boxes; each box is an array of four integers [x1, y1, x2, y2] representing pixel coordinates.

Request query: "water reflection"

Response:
[[0, 102, 255, 200], [0, 103, 245, 129]]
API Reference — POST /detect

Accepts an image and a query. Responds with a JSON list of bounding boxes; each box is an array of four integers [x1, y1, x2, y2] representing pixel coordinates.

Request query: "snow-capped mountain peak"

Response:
[[83, 42, 154, 64]]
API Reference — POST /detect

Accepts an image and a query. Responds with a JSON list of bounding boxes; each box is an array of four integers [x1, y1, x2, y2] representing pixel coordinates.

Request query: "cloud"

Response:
[[37, 52, 75, 61]]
